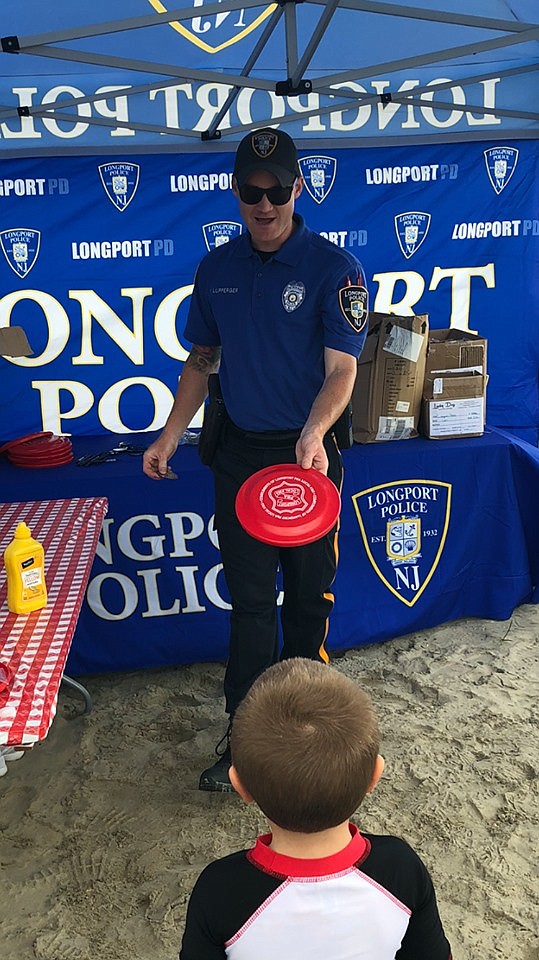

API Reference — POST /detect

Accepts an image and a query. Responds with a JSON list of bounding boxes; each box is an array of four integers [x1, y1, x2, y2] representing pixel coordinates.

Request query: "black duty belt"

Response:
[[226, 421, 301, 449]]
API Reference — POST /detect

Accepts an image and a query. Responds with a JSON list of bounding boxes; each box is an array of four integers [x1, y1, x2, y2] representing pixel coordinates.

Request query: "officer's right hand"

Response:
[[143, 433, 179, 480]]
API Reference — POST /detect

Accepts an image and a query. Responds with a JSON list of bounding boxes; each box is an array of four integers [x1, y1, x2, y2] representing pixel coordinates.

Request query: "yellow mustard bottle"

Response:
[[4, 522, 48, 614]]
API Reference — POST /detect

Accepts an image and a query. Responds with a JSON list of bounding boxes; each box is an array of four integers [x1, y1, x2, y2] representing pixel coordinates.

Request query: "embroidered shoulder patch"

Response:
[[338, 285, 368, 332]]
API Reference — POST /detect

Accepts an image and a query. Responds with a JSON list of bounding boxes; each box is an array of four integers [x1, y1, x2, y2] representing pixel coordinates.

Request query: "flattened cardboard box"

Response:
[[424, 328, 487, 397], [352, 312, 429, 443], [421, 370, 487, 439], [0, 326, 33, 358]]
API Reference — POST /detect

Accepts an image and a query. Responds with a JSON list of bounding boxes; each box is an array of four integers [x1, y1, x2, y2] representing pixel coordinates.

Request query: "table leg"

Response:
[[61, 675, 93, 714]]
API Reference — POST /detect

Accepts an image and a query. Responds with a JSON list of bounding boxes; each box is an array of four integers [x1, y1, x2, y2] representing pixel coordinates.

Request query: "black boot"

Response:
[[198, 724, 234, 793]]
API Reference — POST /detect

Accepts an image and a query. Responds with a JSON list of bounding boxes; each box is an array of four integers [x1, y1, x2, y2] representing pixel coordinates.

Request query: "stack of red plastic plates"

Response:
[[0, 431, 74, 468], [235, 464, 341, 547]]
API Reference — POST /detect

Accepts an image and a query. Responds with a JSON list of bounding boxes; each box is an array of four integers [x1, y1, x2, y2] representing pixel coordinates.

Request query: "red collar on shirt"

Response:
[[249, 823, 369, 878]]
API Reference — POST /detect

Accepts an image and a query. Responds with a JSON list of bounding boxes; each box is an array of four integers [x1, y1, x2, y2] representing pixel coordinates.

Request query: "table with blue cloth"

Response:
[[0, 426, 538, 676]]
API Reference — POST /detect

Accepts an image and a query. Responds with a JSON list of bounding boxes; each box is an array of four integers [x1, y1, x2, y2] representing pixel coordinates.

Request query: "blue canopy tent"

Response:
[[1, 1, 538, 150], [0, 0, 538, 431], [0, 0, 539, 443], [0, 1, 537, 440]]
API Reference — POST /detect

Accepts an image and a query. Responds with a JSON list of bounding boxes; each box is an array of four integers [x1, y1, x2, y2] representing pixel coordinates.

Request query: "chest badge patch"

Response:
[[282, 281, 305, 313], [338, 285, 368, 332]]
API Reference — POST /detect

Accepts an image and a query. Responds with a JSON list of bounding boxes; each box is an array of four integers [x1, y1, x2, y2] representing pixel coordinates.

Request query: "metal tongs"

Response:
[[76, 441, 147, 466]]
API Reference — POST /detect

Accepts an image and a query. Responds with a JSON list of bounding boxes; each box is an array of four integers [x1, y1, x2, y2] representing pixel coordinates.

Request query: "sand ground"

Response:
[[1, 607, 538, 960]]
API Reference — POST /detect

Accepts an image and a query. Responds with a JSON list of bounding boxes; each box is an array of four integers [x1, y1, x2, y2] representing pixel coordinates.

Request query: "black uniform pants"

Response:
[[211, 422, 343, 717]]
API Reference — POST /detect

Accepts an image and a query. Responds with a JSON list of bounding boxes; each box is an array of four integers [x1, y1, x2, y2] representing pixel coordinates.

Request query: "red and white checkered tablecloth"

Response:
[[0, 497, 108, 746]]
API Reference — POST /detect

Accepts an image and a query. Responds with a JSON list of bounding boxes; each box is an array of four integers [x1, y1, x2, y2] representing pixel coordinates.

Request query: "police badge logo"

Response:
[[252, 130, 278, 158], [0, 228, 41, 278], [352, 480, 451, 607], [202, 221, 242, 251], [98, 162, 140, 211], [484, 147, 519, 195], [338, 285, 368, 332], [395, 212, 431, 259], [387, 517, 420, 561], [266, 480, 312, 518], [282, 281, 305, 313], [298, 156, 337, 204], [145, 1, 275, 54]]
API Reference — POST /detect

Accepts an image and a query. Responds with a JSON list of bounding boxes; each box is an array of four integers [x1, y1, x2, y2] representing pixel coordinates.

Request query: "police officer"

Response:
[[143, 128, 368, 792]]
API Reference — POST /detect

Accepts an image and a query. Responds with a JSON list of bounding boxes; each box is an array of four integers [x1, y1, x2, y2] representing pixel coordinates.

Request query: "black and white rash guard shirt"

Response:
[[180, 824, 452, 960]]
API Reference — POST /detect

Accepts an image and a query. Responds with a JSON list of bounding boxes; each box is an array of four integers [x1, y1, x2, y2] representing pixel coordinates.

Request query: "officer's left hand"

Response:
[[296, 430, 328, 475]]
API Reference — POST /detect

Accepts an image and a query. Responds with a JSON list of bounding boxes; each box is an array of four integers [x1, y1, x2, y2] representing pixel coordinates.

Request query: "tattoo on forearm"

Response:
[[186, 345, 221, 374]]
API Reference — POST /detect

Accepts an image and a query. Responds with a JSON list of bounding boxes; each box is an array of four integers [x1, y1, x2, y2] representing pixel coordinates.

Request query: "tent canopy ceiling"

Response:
[[1, 0, 538, 153]]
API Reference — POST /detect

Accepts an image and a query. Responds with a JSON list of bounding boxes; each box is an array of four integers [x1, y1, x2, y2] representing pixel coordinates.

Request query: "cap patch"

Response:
[[252, 130, 278, 158]]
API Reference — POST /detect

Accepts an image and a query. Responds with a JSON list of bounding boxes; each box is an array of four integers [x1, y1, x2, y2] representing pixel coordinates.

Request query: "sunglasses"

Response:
[[237, 182, 295, 205]]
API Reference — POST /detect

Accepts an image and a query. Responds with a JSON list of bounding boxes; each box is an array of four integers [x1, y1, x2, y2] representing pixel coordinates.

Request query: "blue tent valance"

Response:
[[1, 1, 538, 154]]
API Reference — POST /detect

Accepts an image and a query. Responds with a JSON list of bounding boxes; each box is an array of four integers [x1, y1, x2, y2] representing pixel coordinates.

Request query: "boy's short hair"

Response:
[[231, 658, 379, 833]]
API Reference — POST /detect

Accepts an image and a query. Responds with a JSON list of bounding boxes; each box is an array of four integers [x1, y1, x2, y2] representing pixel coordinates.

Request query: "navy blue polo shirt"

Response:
[[184, 215, 368, 431]]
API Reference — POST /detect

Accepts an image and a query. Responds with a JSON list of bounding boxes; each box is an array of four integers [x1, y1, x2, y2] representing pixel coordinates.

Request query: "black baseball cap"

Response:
[[233, 128, 300, 187]]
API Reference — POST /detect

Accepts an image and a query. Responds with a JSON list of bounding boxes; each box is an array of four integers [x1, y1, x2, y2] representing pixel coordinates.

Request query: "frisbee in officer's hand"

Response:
[[235, 464, 341, 547]]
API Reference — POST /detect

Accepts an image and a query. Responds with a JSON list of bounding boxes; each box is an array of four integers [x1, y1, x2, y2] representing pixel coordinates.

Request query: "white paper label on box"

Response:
[[376, 416, 415, 441], [433, 377, 443, 395], [383, 325, 424, 363], [429, 397, 484, 437], [395, 400, 410, 413], [432, 365, 484, 375]]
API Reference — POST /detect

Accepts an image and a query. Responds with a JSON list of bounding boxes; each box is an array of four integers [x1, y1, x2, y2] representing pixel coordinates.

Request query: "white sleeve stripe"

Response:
[[353, 867, 412, 916]]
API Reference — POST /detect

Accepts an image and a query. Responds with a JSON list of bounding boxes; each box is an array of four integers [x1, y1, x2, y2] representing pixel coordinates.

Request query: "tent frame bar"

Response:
[[9, 0, 537, 49], [2, 64, 535, 145]]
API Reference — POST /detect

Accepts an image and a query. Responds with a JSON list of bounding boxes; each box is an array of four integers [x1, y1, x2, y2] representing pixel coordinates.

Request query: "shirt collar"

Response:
[[237, 214, 307, 266], [250, 823, 368, 878]]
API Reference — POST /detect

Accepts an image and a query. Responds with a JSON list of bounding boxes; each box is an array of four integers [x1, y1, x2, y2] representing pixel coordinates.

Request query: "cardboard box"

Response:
[[0, 326, 33, 358], [352, 312, 429, 443], [421, 369, 487, 439], [424, 328, 487, 394]]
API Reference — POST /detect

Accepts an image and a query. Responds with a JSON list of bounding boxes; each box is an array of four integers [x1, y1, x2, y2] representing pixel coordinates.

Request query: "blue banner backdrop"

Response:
[[1, 138, 538, 441], [2, 427, 539, 675]]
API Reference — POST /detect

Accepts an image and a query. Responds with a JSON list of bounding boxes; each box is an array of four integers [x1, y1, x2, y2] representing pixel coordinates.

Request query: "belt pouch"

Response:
[[198, 373, 227, 466], [332, 401, 353, 449]]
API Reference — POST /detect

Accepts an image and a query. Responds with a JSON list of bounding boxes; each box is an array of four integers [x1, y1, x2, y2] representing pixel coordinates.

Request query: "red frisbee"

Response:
[[9, 437, 70, 457], [11, 449, 73, 465], [0, 431, 53, 455], [236, 464, 341, 546], [4, 433, 73, 467], [10, 459, 73, 470]]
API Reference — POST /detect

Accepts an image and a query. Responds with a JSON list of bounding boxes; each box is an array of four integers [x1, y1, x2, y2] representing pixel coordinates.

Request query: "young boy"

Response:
[[180, 659, 452, 960]]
